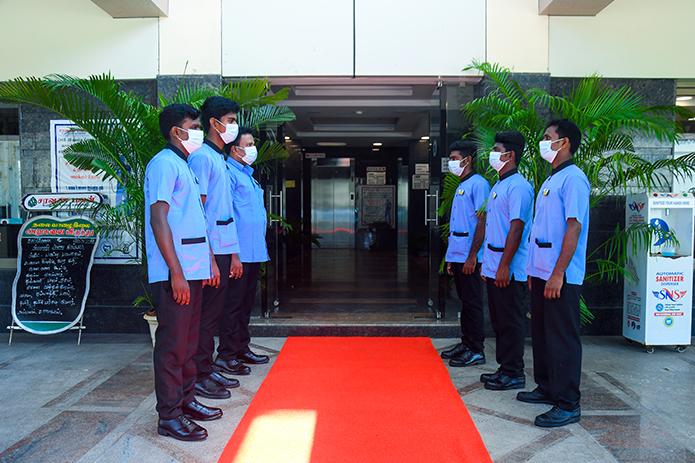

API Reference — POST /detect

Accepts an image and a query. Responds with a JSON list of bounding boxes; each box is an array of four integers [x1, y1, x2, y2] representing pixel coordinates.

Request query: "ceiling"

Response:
[[271, 77, 480, 149]]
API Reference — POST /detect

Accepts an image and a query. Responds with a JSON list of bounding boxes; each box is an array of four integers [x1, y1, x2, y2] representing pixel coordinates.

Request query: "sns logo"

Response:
[[652, 288, 688, 301], [629, 201, 645, 212]]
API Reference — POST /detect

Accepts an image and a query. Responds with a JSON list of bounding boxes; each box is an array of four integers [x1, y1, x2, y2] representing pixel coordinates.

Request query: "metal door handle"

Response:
[[269, 190, 283, 224], [425, 189, 439, 226]]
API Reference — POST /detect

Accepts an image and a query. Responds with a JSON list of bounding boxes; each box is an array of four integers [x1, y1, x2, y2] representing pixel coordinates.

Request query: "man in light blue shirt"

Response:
[[520, 119, 590, 428], [215, 127, 271, 374], [145, 104, 221, 441], [480, 131, 534, 392], [441, 141, 491, 367], [188, 96, 244, 399]]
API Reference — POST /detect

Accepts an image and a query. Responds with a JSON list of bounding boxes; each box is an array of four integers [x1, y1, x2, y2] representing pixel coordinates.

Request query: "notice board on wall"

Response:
[[11, 216, 99, 335]]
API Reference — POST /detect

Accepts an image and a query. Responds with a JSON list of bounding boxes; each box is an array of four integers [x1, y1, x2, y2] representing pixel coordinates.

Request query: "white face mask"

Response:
[[241, 145, 258, 165], [177, 128, 204, 154], [448, 159, 466, 177], [216, 120, 238, 144], [539, 139, 563, 163], [489, 151, 509, 172]]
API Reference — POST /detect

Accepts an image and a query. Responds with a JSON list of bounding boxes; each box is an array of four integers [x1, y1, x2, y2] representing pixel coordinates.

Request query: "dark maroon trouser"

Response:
[[195, 254, 231, 381], [217, 262, 262, 360], [152, 279, 202, 420]]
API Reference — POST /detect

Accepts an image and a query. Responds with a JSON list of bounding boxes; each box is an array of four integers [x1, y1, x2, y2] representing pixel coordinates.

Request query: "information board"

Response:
[[357, 185, 395, 229], [50, 120, 138, 263], [11, 216, 99, 335]]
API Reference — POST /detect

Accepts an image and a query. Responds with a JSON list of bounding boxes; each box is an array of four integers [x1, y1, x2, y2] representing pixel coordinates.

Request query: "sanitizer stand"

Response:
[[623, 193, 693, 353]]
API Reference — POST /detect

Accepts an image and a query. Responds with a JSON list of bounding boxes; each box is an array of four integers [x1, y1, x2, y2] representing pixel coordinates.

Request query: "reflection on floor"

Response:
[[277, 248, 431, 314]]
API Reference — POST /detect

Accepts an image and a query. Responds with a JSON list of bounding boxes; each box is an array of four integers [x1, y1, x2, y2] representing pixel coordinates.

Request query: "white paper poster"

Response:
[[50, 120, 137, 263]]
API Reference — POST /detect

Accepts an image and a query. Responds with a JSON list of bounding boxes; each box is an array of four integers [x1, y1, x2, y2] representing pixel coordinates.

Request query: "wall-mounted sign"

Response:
[[21, 192, 105, 212], [412, 174, 430, 190], [367, 167, 386, 185], [11, 215, 99, 335], [50, 121, 115, 199], [441, 158, 450, 173], [50, 120, 138, 264], [286, 180, 296, 188], [415, 164, 429, 174], [306, 153, 326, 159], [357, 185, 395, 228]]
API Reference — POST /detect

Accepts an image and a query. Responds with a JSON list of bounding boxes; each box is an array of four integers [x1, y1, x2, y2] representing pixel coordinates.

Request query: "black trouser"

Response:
[[486, 278, 526, 377], [152, 279, 202, 420], [217, 262, 262, 361], [195, 254, 231, 381], [530, 277, 582, 411], [451, 262, 485, 353]]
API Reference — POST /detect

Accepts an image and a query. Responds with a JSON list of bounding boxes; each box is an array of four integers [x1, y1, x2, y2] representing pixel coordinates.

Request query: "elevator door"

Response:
[[311, 158, 355, 249]]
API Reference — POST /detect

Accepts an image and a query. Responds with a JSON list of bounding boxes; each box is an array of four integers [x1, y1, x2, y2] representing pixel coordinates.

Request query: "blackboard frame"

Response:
[[11, 215, 99, 335]]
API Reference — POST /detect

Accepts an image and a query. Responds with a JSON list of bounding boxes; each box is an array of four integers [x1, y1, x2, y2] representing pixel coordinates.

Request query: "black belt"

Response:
[[535, 238, 552, 248], [216, 217, 234, 225], [487, 244, 504, 252], [451, 232, 469, 237], [181, 237, 206, 245]]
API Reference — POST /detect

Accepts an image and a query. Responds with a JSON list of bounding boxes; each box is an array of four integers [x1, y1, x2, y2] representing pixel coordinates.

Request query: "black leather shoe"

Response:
[[209, 371, 240, 389], [158, 415, 207, 441], [484, 374, 525, 390], [182, 399, 223, 421], [480, 369, 501, 383], [194, 377, 231, 399], [535, 405, 581, 427], [517, 388, 555, 405], [214, 357, 251, 375], [237, 351, 270, 365], [449, 350, 485, 367], [441, 343, 469, 360]]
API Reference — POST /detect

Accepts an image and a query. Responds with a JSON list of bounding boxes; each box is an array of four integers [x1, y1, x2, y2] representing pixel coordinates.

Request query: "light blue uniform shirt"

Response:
[[226, 157, 270, 263], [144, 144, 212, 284], [445, 173, 490, 263], [481, 169, 534, 281], [527, 161, 590, 285], [188, 140, 241, 256]]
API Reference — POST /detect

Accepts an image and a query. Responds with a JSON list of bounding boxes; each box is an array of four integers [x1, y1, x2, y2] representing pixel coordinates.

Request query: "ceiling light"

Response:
[[421, 136, 430, 140], [284, 136, 291, 140], [373, 142, 382, 146], [372, 148, 380, 151], [356, 111, 363, 115], [677, 96, 693, 101], [316, 142, 347, 146]]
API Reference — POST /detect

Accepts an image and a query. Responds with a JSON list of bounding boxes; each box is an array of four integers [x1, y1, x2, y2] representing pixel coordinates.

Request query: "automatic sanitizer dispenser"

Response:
[[623, 193, 694, 353]]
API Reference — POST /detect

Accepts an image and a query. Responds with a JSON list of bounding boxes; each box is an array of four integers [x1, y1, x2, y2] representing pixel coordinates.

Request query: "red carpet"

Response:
[[219, 337, 491, 463]]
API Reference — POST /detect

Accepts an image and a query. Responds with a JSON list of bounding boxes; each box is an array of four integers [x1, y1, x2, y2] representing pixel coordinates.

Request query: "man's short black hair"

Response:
[[159, 103, 200, 142], [494, 131, 526, 166], [546, 118, 581, 155], [449, 140, 477, 160], [231, 127, 255, 147], [200, 96, 241, 133]]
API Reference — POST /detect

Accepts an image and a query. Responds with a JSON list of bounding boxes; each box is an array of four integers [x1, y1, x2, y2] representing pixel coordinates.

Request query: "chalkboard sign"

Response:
[[11, 216, 99, 335]]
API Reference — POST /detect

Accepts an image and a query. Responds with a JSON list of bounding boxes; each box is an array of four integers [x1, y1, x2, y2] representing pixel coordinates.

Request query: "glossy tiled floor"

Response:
[[277, 248, 432, 314], [1, 333, 693, 462]]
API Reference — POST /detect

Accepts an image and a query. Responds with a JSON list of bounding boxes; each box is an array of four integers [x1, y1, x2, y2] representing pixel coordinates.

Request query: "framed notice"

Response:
[[50, 120, 138, 263], [357, 185, 395, 228], [415, 164, 429, 174], [11, 216, 99, 335], [412, 174, 430, 190]]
